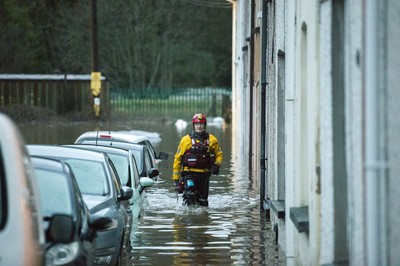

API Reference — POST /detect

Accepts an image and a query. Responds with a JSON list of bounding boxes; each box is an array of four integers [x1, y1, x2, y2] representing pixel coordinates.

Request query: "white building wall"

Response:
[[251, 1, 262, 186], [291, 1, 321, 265], [231, 0, 250, 171], [252, 82, 261, 183], [231, 0, 400, 265], [270, 0, 287, 252], [284, 0, 298, 261], [318, 2, 336, 263], [301, 1, 320, 265], [343, 0, 365, 264], [230, 0, 237, 132], [266, 0, 277, 206]]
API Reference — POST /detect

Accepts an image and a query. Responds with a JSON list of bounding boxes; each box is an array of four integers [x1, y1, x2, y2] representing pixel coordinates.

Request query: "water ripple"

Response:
[[127, 187, 285, 266]]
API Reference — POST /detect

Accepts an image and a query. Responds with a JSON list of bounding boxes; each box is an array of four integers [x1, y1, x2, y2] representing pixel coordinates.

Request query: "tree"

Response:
[[0, 0, 232, 88]]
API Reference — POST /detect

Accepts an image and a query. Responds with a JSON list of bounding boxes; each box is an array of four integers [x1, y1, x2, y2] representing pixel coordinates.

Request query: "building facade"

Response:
[[229, 0, 400, 265]]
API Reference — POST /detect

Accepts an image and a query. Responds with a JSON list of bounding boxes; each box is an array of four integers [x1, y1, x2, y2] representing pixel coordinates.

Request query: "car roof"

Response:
[[63, 144, 131, 156], [31, 156, 69, 173], [118, 130, 161, 145], [75, 131, 149, 144], [27, 145, 107, 162], [74, 140, 145, 151]]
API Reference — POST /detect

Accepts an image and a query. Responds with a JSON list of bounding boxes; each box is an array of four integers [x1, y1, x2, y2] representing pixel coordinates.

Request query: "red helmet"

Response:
[[192, 113, 207, 124]]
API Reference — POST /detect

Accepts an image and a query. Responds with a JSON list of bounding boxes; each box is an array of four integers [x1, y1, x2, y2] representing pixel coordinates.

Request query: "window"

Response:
[[108, 154, 129, 186], [34, 169, 72, 217], [130, 154, 140, 188], [108, 159, 122, 197], [65, 159, 109, 195], [0, 143, 7, 230], [143, 147, 152, 175]]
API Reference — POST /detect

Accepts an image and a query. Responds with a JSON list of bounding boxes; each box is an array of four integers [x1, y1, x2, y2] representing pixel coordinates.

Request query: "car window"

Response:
[[142, 140, 157, 161], [107, 158, 122, 197], [143, 148, 152, 172], [0, 143, 5, 229], [64, 159, 109, 196], [131, 149, 143, 175], [130, 154, 140, 187], [67, 166, 86, 219], [34, 169, 72, 217], [107, 154, 129, 186]]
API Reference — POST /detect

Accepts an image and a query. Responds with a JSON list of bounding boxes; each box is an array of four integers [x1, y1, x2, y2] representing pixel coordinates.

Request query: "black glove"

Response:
[[211, 164, 220, 175], [174, 180, 184, 193]]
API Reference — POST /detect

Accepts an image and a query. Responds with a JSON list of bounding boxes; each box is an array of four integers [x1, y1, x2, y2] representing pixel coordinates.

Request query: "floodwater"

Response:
[[19, 119, 286, 265]]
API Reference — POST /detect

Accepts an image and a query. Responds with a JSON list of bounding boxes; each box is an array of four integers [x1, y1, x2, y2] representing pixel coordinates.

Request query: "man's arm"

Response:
[[210, 134, 223, 167], [172, 135, 190, 180]]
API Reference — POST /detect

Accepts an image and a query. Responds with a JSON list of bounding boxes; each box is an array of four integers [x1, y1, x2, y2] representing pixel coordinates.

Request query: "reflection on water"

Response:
[[128, 181, 282, 265], [18, 120, 285, 265]]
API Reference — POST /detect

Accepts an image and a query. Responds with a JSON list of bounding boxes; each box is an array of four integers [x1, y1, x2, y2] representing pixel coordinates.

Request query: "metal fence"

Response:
[[111, 87, 231, 120], [0, 74, 109, 114], [0, 75, 231, 120]]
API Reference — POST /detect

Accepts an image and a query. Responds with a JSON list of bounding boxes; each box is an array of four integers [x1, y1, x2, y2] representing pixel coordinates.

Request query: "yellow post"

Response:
[[91, 72, 101, 117]]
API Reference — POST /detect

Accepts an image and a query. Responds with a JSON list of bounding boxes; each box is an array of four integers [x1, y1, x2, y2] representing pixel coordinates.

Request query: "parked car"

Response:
[[31, 156, 113, 265], [118, 130, 162, 145], [63, 144, 156, 218], [74, 131, 168, 166], [74, 132, 164, 180], [0, 113, 44, 266], [27, 145, 133, 266], [127, 143, 161, 180]]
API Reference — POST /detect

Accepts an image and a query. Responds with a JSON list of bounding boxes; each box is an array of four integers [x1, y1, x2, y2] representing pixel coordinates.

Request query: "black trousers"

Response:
[[182, 172, 211, 200]]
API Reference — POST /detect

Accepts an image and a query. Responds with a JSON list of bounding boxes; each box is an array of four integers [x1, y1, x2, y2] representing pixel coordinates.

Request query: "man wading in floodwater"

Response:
[[172, 113, 223, 207]]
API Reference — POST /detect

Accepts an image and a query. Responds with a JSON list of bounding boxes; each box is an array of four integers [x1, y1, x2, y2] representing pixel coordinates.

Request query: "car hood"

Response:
[[82, 194, 116, 215]]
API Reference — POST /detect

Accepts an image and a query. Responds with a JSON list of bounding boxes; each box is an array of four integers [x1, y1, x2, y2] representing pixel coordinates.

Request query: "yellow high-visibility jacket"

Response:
[[172, 133, 223, 181]]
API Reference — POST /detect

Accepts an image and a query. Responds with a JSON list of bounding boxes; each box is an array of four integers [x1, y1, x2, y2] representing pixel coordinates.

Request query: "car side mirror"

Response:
[[139, 177, 154, 194], [89, 215, 113, 230], [119, 186, 133, 201], [148, 168, 159, 179], [47, 214, 74, 243], [139, 177, 154, 188], [86, 215, 114, 241], [158, 152, 169, 160]]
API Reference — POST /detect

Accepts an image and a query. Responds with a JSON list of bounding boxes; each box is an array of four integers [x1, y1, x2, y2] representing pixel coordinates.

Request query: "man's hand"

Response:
[[211, 164, 220, 175], [174, 180, 183, 193]]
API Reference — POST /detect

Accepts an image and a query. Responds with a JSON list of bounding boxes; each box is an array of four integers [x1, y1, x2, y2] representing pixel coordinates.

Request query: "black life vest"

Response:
[[182, 134, 215, 169]]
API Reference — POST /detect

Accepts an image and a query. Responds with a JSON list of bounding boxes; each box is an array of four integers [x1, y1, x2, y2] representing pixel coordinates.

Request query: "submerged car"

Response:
[[74, 131, 168, 166], [0, 113, 44, 266], [74, 132, 164, 180], [27, 145, 133, 266], [31, 156, 112, 265], [64, 144, 156, 218]]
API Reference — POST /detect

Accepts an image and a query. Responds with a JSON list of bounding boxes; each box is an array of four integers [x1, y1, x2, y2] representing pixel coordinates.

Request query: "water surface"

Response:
[[19, 120, 285, 265]]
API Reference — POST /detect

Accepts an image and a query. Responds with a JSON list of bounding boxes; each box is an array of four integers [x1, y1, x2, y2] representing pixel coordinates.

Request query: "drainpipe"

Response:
[[260, 0, 268, 210], [365, 0, 387, 264], [249, 0, 255, 176]]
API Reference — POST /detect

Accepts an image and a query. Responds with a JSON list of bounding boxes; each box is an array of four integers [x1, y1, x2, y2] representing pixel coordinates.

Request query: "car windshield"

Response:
[[64, 159, 109, 195], [34, 169, 72, 217], [107, 154, 129, 185]]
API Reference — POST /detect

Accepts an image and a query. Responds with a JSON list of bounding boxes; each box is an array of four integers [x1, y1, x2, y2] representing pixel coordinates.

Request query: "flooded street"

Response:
[[128, 183, 280, 265], [19, 120, 286, 265]]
